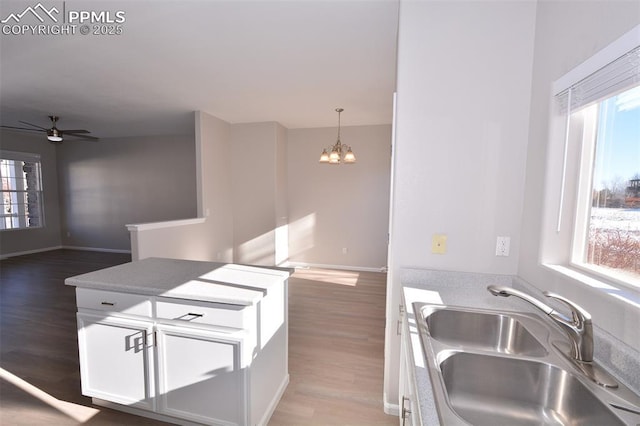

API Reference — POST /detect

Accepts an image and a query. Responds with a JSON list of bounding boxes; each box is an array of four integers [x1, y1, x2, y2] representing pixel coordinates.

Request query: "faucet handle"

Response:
[[543, 291, 592, 324]]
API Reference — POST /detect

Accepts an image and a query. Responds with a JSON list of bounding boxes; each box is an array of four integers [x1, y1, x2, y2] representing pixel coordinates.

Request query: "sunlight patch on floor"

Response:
[[293, 267, 360, 286], [0, 367, 100, 423]]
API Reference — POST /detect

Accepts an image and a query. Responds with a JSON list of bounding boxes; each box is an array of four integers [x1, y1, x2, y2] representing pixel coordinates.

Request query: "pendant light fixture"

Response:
[[319, 108, 356, 164]]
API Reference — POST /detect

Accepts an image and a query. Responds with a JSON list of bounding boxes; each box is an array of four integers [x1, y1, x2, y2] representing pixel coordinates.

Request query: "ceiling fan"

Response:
[[1, 115, 98, 143]]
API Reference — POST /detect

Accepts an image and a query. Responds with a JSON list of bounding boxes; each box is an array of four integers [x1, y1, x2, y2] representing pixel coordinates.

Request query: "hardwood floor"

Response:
[[0, 250, 396, 425], [270, 268, 395, 426], [0, 250, 166, 425]]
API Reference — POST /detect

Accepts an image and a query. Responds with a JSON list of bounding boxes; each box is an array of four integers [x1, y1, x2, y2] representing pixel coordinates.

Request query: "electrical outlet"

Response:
[[342, 247, 348, 254], [496, 236, 510, 256]]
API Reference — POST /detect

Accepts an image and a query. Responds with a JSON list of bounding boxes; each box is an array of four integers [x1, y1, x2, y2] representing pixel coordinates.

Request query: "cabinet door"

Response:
[[399, 347, 415, 426], [156, 324, 246, 426], [77, 313, 155, 410], [399, 307, 418, 426]]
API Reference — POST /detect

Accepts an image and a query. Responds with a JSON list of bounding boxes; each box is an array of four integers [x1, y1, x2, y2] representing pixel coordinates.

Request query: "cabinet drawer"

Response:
[[156, 298, 252, 329], [76, 288, 152, 317]]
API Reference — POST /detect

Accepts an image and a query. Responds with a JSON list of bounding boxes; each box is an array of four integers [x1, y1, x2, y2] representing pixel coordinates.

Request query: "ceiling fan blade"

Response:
[[61, 129, 90, 134], [64, 133, 99, 140], [1, 125, 44, 132], [18, 120, 49, 131]]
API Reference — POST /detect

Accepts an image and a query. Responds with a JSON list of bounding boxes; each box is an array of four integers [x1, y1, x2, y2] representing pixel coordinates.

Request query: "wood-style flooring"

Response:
[[0, 250, 396, 425], [270, 267, 395, 426]]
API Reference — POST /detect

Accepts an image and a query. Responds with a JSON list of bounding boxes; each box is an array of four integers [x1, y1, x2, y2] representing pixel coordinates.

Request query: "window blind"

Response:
[[556, 45, 640, 113]]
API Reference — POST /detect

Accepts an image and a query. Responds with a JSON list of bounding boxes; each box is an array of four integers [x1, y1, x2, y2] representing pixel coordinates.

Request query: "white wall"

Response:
[[231, 122, 286, 266], [132, 112, 234, 261], [132, 115, 291, 265], [287, 124, 391, 270], [133, 118, 391, 270], [385, 0, 536, 408], [275, 123, 289, 265], [200, 112, 235, 261], [0, 130, 62, 256], [519, 1, 640, 347], [57, 134, 197, 251]]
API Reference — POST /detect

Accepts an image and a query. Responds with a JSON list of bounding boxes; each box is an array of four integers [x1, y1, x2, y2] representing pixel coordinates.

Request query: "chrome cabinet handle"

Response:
[[401, 396, 412, 426]]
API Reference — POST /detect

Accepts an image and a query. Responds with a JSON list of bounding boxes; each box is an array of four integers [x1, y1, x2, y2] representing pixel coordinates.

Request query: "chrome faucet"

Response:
[[487, 285, 594, 363]]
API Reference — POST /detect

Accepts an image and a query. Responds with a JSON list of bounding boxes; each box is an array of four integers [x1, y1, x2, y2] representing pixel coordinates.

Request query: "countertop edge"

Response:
[[65, 258, 290, 306]]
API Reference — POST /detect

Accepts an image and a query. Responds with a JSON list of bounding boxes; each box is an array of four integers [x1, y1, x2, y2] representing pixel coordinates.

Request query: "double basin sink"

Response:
[[414, 303, 640, 425]]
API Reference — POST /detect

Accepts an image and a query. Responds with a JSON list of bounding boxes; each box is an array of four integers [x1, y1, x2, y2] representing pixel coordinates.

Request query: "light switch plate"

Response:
[[432, 234, 447, 254]]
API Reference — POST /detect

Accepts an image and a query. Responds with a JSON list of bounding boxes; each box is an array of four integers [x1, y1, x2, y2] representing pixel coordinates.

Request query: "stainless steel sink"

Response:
[[440, 352, 624, 425], [413, 303, 640, 425], [425, 309, 547, 356]]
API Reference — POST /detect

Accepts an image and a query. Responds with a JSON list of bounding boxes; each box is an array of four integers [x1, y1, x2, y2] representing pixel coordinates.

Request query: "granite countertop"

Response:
[[400, 268, 640, 426], [65, 257, 291, 306]]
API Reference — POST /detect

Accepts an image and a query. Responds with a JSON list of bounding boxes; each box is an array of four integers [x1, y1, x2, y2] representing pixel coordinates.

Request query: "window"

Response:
[[546, 25, 640, 288], [0, 150, 44, 230], [573, 87, 640, 284]]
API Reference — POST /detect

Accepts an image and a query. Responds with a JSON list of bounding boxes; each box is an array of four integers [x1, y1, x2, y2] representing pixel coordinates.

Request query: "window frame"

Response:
[[0, 150, 45, 231], [570, 96, 639, 288], [541, 24, 640, 292]]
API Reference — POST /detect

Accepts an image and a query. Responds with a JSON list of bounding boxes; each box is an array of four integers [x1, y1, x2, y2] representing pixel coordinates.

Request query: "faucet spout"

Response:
[[487, 285, 593, 362], [487, 285, 555, 315]]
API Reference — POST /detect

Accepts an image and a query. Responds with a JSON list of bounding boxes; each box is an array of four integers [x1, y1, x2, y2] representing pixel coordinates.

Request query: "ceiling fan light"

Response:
[[47, 128, 63, 142]]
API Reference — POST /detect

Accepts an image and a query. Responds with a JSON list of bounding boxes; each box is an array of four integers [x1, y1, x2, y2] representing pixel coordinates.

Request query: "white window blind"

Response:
[[552, 26, 640, 232], [555, 37, 640, 113]]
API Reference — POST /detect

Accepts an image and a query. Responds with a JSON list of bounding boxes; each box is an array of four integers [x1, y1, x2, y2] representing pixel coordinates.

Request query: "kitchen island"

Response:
[[65, 257, 290, 426]]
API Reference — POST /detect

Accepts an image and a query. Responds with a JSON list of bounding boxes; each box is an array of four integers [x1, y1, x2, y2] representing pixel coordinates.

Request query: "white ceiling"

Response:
[[0, 0, 399, 139]]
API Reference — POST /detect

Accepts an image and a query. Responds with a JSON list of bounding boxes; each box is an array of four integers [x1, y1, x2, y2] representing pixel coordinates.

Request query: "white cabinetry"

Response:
[[156, 324, 245, 425], [399, 303, 420, 426], [77, 312, 155, 411], [74, 280, 287, 426]]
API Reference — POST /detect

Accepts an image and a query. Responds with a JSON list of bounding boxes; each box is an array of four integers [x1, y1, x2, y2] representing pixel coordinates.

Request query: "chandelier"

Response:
[[319, 108, 356, 164]]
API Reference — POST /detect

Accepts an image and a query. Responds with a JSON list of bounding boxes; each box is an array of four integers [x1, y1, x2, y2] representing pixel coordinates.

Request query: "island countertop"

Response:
[[65, 257, 291, 306]]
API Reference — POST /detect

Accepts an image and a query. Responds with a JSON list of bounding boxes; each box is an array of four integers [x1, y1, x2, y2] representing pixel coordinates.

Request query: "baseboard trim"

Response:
[[93, 376, 290, 425], [92, 398, 199, 426], [384, 398, 400, 416], [1, 245, 131, 260], [0, 245, 63, 260], [62, 245, 131, 254], [285, 261, 387, 273], [258, 374, 290, 426]]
